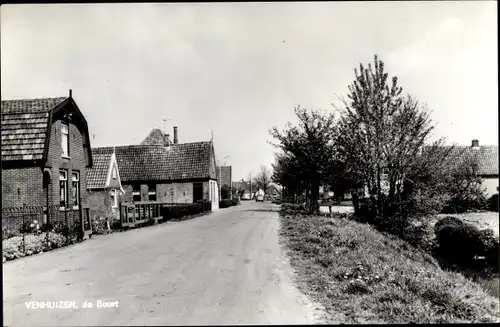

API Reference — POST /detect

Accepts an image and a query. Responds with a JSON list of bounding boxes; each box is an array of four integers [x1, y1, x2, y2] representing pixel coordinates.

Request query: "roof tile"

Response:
[[93, 142, 212, 183], [1, 97, 67, 162], [87, 148, 113, 189], [430, 145, 499, 176]]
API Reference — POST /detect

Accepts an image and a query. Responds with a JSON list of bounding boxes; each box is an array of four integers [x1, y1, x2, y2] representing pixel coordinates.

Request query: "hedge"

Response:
[[220, 199, 239, 208], [487, 194, 499, 212], [434, 216, 499, 270], [160, 202, 209, 219]]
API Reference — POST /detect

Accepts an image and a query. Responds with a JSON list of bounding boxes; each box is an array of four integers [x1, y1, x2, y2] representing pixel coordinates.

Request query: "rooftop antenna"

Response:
[[162, 118, 171, 135]]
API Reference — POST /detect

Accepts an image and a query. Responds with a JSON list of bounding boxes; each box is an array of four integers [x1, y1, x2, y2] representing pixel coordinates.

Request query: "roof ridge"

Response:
[[1, 96, 67, 101]]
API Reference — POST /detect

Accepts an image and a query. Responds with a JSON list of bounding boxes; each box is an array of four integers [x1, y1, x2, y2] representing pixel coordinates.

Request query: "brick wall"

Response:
[[1, 167, 44, 208], [87, 190, 120, 220], [47, 119, 90, 209], [122, 181, 200, 204]]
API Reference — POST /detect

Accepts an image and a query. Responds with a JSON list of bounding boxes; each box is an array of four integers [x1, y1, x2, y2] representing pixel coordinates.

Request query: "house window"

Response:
[[132, 184, 141, 202], [147, 184, 156, 202], [148, 189, 156, 201], [110, 189, 118, 208], [59, 170, 68, 209], [112, 166, 117, 179], [72, 171, 80, 209], [61, 122, 69, 157]]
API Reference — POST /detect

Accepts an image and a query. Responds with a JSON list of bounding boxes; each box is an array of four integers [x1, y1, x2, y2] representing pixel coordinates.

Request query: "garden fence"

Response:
[[2, 203, 91, 256]]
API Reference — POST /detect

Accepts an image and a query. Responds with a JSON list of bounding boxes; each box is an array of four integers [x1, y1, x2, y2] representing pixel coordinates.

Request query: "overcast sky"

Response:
[[1, 2, 497, 181]]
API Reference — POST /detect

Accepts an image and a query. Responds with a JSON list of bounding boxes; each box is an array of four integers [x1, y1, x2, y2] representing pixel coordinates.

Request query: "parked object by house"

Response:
[[86, 147, 125, 225], [254, 188, 265, 202], [1, 91, 93, 238], [93, 127, 220, 211]]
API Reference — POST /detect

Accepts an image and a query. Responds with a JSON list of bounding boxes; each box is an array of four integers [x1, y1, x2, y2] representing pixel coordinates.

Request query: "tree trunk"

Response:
[[352, 190, 360, 215], [308, 183, 320, 214]]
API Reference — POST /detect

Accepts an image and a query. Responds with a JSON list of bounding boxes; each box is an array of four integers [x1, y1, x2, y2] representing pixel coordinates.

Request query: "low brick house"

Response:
[[1, 91, 93, 226], [86, 148, 124, 221], [93, 127, 220, 211]]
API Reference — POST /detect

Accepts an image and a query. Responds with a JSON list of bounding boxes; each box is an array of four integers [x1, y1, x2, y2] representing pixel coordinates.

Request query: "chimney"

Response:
[[69, 89, 72, 98], [173, 126, 178, 144], [471, 139, 479, 149], [164, 134, 171, 146]]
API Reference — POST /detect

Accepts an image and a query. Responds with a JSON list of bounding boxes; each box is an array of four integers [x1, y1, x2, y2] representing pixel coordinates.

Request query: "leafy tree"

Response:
[[335, 55, 443, 218], [270, 106, 338, 213], [443, 154, 488, 213], [271, 152, 303, 201], [221, 184, 231, 200]]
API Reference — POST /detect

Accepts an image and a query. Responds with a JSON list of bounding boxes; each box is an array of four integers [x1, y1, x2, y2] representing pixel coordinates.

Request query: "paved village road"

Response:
[[3, 201, 324, 326]]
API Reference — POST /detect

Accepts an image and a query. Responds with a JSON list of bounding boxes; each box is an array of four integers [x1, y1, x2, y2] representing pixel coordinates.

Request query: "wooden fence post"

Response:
[[79, 197, 84, 238], [22, 203, 26, 254]]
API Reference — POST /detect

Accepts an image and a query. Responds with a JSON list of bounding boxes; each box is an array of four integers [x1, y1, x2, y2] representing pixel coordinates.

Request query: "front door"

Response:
[[193, 182, 203, 202]]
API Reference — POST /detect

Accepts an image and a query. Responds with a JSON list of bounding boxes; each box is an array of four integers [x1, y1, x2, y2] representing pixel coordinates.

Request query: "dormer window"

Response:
[[112, 166, 117, 179], [61, 122, 69, 157]]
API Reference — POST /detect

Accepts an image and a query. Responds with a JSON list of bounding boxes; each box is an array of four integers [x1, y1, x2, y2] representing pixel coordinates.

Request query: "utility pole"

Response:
[[250, 173, 252, 200]]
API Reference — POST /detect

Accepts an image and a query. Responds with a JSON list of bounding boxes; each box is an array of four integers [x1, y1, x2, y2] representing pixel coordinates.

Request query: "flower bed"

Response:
[[3, 232, 71, 262]]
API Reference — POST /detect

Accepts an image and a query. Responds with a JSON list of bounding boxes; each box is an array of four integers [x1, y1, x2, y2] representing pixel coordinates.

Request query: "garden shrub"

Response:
[[19, 221, 40, 234], [92, 216, 111, 234], [41, 222, 54, 232], [434, 216, 498, 270], [46, 232, 66, 249], [487, 194, 499, 212], [434, 216, 464, 233], [52, 221, 71, 237], [477, 229, 499, 268], [2, 227, 19, 240], [219, 199, 234, 208]]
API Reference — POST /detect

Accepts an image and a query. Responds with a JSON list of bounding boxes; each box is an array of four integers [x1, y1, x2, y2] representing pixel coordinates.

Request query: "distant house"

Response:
[[443, 139, 499, 197], [375, 139, 499, 199], [92, 127, 220, 210], [1, 91, 93, 226], [86, 148, 125, 220], [267, 183, 282, 199]]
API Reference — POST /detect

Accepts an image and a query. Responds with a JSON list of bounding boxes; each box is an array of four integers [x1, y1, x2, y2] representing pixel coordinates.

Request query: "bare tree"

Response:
[[255, 165, 272, 196]]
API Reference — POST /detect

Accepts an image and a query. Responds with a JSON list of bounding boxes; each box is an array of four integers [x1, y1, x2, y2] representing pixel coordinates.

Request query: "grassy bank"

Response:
[[279, 211, 500, 324]]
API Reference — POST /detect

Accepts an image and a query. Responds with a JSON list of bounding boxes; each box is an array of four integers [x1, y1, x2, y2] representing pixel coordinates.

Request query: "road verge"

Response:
[[278, 209, 500, 324]]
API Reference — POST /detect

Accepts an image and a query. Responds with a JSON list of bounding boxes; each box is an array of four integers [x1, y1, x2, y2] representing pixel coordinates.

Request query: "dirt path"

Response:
[[3, 201, 324, 326]]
